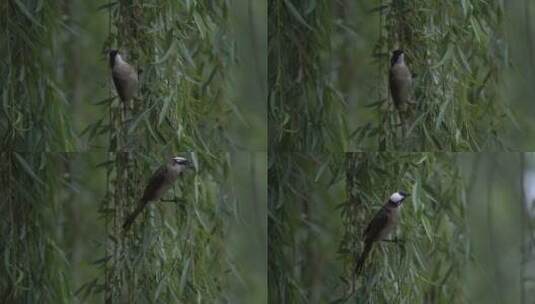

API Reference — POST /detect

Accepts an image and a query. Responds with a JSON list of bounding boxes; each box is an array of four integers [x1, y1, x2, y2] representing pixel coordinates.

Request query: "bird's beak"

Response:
[[184, 160, 195, 170]]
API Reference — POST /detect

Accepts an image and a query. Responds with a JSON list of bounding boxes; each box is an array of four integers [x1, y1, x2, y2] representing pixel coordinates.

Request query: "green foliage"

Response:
[[268, 1, 348, 151], [460, 153, 528, 303], [502, 2, 535, 150], [0, 0, 263, 152], [92, 2, 256, 301], [0, 1, 266, 303], [0, 1, 76, 151], [268, 152, 345, 302], [340, 153, 467, 303], [268, 152, 469, 303], [97, 152, 232, 303], [345, 1, 511, 150], [95, 0, 243, 153], [0, 153, 73, 303], [268, 0, 516, 151]]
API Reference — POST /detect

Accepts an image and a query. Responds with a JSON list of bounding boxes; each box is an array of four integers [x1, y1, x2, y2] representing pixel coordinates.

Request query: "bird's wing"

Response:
[[389, 69, 399, 105], [112, 70, 128, 101], [363, 207, 388, 242], [141, 165, 168, 202]]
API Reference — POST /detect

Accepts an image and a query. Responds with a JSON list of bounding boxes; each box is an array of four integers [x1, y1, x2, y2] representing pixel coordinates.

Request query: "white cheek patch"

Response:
[[390, 192, 403, 203]]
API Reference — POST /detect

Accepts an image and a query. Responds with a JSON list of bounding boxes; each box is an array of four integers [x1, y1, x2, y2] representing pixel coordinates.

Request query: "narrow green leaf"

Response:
[[283, 0, 314, 31], [14, 153, 45, 186], [179, 258, 191, 295], [158, 97, 172, 126], [13, 0, 45, 29]]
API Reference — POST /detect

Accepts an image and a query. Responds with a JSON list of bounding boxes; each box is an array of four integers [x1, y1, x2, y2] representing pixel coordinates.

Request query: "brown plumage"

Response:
[[123, 157, 190, 231], [354, 191, 408, 277]]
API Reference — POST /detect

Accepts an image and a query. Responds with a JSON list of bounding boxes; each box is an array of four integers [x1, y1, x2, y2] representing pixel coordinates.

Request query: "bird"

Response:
[[389, 49, 412, 112], [109, 49, 138, 103], [354, 191, 409, 276], [123, 157, 191, 231]]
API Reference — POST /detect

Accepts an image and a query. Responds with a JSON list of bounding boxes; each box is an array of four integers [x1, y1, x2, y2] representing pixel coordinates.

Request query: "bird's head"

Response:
[[391, 49, 405, 66], [109, 49, 121, 68], [170, 156, 192, 173], [389, 191, 409, 207]]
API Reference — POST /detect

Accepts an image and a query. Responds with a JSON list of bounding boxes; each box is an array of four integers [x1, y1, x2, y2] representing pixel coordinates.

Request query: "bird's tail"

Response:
[[123, 200, 148, 231], [355, 241, 372, 277], [349, 241, 373, 295]]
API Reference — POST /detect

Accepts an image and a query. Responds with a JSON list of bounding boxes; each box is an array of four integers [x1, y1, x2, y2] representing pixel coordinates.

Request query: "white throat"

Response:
[[115, 54, 126, 65], [395, 54, 405, 65]]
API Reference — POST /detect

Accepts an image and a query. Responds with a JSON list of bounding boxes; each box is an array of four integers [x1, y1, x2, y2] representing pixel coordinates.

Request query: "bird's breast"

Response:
[[152, 179, 174, 200], [113, 64, 138, 83], [390, 63, 411, 79], [389, 64, 412, 108], [379, 207, 400, 240]]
